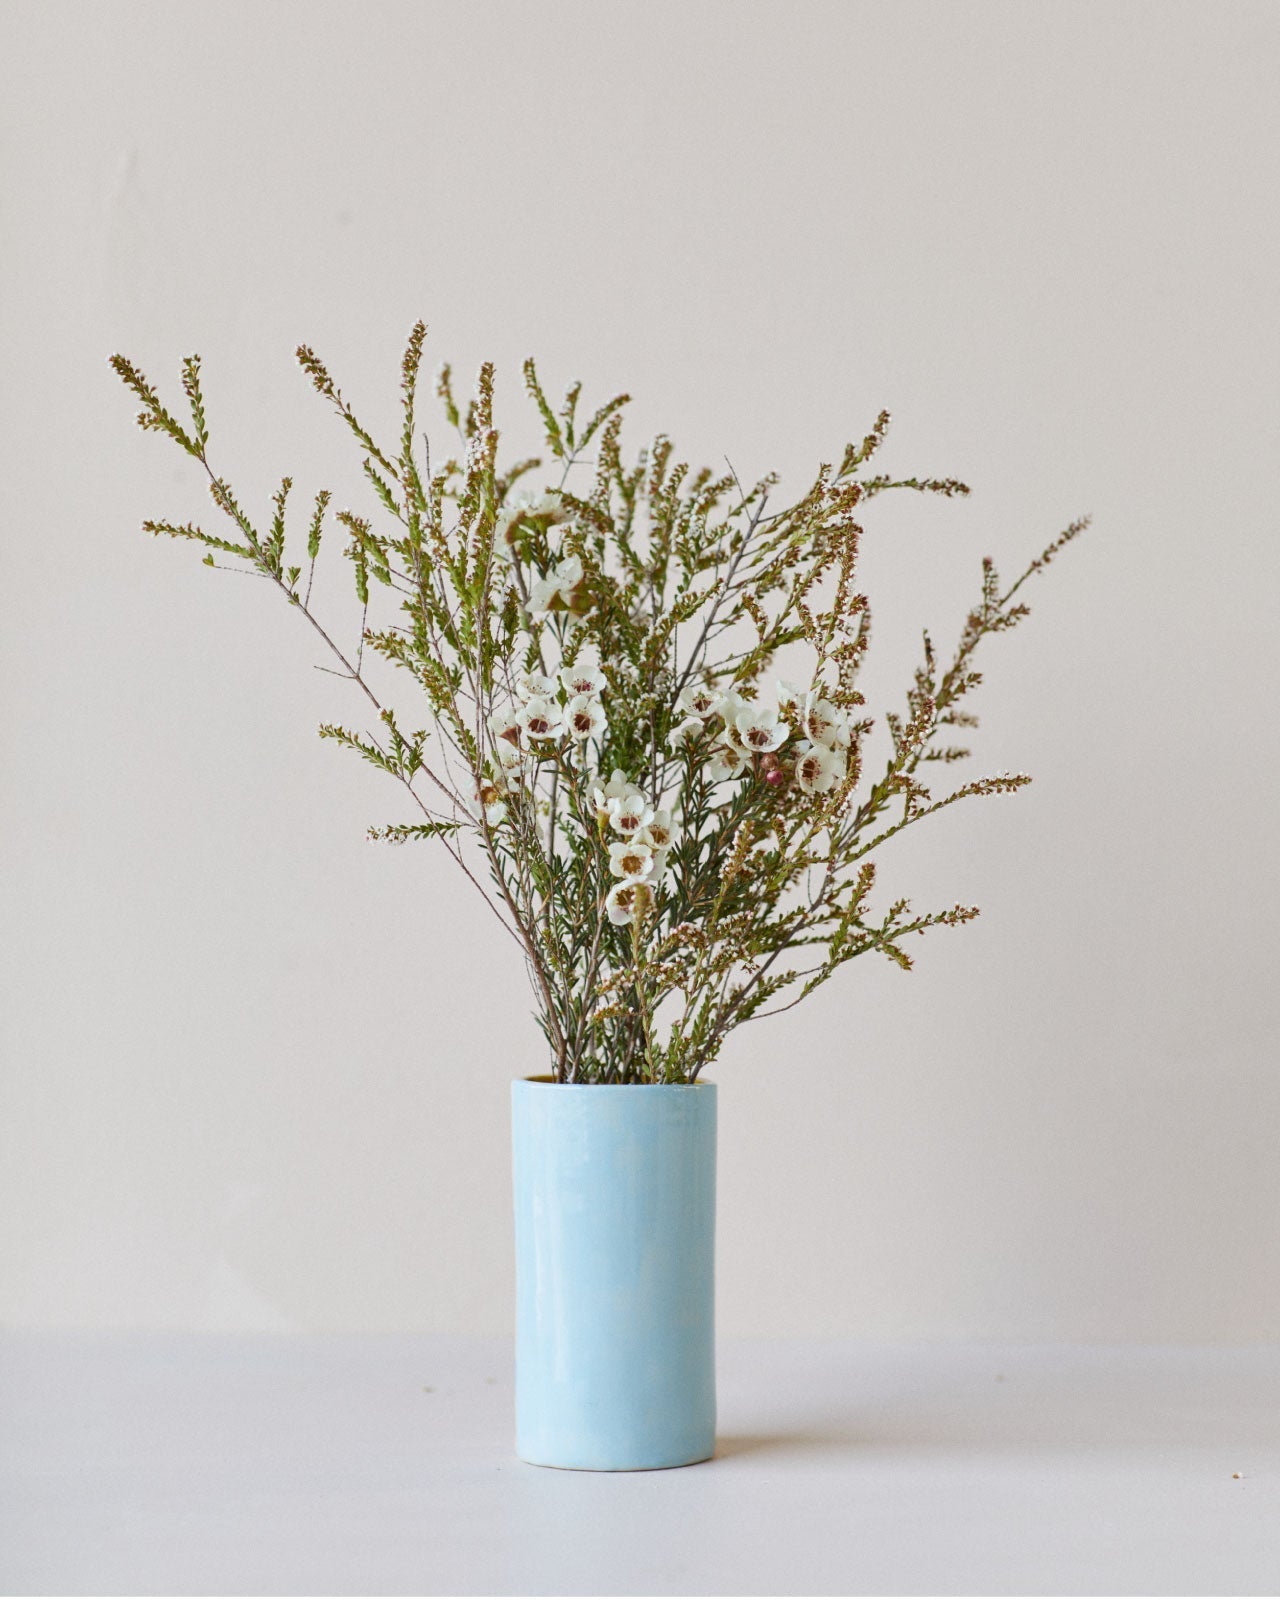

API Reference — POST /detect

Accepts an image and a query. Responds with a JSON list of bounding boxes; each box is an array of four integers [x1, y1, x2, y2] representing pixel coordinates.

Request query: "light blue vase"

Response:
[[511, 1076, 717, 1470]]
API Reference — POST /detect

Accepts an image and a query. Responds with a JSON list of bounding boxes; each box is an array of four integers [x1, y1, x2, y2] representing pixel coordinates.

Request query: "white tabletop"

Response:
[[2, 1332, 1276, 1595]]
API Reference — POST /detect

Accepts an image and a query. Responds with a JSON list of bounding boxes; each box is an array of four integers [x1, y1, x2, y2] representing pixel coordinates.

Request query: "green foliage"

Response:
[[109, 328, 1085, 1084]]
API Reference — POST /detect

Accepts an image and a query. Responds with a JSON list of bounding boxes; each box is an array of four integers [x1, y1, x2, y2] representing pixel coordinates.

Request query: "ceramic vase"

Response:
[[511, 1076, 717, 1470]]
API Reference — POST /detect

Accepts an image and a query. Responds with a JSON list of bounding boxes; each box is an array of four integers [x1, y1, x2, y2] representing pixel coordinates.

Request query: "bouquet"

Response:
[[111, 323, 1083, 1083]]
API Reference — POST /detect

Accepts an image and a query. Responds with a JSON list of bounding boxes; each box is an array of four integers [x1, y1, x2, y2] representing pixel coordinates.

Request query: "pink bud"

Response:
[[764, 767, 786, 786]]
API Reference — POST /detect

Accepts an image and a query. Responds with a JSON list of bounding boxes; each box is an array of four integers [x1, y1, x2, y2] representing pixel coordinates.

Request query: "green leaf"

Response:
[[181, 354, 208, 450], [307, 489, 330, 560], [522, 357, 563, 457]]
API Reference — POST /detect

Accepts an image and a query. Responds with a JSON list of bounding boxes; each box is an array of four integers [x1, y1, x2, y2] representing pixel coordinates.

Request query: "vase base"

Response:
[[516, 1446, 715, 1472]]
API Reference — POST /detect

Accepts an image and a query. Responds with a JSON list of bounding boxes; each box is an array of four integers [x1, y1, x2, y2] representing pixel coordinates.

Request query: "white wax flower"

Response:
[[711, 689, 748, 724], [476, 779, 509, 827], [590, 769, 633, 817], [560, 662, 606, 699], [802, 696, 851, 749], [667, 717, 703, 752], [776, 678, 809, 709], [517, 696, 564, 740], [676, 683, 719, 720], [565, 694, 606, 742], [488, 703, 522, 744], [526, 490, 572, 525], [516, 670, 558, 701], [608, 838, 656, 881], [527, 554, 583, 616], [795, 740, 843, 795], [607, 793, 654, 837], [734, 705, 787, 754], [707, 744, 748, 782], [605, 877, 648, 926], [496, 742, 530, 785], [636, 809, 676, 850]]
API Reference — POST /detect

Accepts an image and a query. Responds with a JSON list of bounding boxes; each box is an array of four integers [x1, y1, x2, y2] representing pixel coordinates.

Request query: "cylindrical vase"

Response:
[[511, 1076, 717, 1470]]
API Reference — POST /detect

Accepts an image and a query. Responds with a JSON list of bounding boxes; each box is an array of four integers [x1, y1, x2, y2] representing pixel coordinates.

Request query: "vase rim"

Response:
[[515, 1074, 714, 1089]]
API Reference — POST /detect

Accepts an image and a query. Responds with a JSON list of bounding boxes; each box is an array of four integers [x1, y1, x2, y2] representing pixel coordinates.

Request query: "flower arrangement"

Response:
[[110, 324, 1083, 1084]]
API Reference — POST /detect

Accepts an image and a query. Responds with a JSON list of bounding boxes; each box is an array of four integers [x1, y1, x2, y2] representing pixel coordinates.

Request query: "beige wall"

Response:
[[2, 0, 1277, 1341]]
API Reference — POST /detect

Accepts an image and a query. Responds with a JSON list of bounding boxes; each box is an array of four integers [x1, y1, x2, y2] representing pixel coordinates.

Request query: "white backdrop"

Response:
[[2, 0, 1277, 1344]]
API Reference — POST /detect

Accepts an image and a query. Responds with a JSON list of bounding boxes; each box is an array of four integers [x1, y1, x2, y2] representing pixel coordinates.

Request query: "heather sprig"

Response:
[[109, 326, 1085, 1083]]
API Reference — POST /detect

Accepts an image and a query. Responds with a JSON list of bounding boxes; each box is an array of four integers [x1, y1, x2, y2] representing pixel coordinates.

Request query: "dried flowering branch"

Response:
[[110, 324, 1085, 1083]]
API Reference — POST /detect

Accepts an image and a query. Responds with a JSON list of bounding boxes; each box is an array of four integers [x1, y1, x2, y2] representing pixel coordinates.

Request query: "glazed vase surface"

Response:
[[511, 1077, 717, 1470]]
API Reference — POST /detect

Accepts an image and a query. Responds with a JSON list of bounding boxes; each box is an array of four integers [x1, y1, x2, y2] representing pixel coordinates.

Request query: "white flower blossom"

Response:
[[605, 877, 649, 927], [636, 809, 676, 851], [776, 679, 810, 710], [491, 490, 568, 561], [794, 740, 844, 795], [496, 741, 531, 785], [733, 704, 787, 754], [560, 662, 606, 699], [497, 489, 573, 549], [564, 694, 606, 743], [802, 696, 850, 749], [590, 769, 633, 818], [477, 781, 509, 825], [607, 792, 654, 837], [676, 683, 719, 720], [775, 680, 850, 747], [636, 813, 674, 880], [711, 689, 748, 724], [515, 670, 558, 701], [667, 716, 703, 752], [707, 744, 748, 783], [526, 490, 572, 525], [488, 703, 523, 745], [517, 696, 564, 741], [527, 554, 583, 616], [608, 838, 656, 881]]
